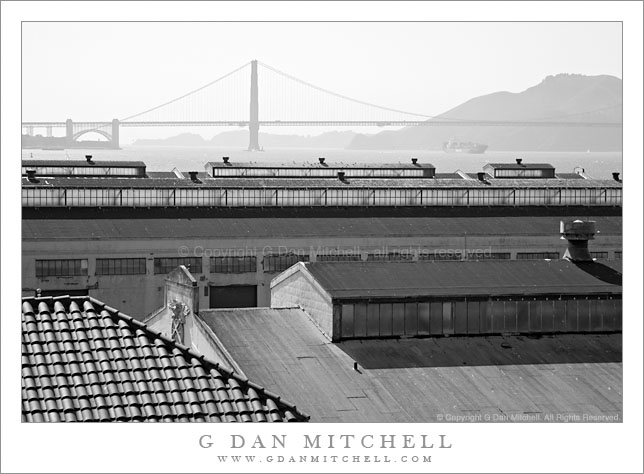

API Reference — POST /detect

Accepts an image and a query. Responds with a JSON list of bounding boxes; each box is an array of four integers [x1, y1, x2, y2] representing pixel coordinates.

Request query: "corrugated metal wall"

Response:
[[337, 295, 621, 340]]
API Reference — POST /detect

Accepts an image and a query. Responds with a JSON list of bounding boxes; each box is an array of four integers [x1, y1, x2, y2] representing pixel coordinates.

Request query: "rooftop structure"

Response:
[[21, 157, 622, 208], [21, 293, 308, 422], [22, 158, 146, 177], [271, 259, 622, 341], [207, 157, 436, 178], [484, 159, 556, 178]]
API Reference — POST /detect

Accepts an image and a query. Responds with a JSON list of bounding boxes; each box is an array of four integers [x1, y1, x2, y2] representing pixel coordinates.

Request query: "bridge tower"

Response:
[[248, 59, 261, 151], [111, 119, 120, 149], [66, 119, 73, 143]]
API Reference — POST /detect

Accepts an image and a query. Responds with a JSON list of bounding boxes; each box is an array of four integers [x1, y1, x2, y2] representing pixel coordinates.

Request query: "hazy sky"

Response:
[[22, 21, 622, 141]]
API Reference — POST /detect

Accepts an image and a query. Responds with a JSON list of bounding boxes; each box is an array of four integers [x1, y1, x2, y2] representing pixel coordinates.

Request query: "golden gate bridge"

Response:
[[22, 60, 623, 150]]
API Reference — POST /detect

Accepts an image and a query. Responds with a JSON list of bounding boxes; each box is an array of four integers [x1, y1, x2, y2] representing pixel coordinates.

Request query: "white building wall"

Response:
[[271, 265, 334, 340]]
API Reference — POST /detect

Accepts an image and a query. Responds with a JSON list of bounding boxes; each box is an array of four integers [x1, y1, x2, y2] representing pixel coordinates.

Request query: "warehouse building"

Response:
[[271, 219, 621, 341], [21, 157, 622, 317], [271, 259, 621, 341], [142, 254, 622, 422]]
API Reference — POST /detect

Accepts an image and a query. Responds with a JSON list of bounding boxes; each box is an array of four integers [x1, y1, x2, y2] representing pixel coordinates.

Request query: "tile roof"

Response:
[[21, 296, 309, 422], [22, 215, 623, 241], [200, 308, 622, 422], [295, 259, 622, 299]]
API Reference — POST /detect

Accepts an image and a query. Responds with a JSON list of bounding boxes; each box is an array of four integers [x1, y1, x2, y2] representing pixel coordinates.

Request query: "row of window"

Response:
[[210, 167, 433, 178], [22, 166, 144, 177], [33, 250, 619, 277], [22, 186, 622, 208]]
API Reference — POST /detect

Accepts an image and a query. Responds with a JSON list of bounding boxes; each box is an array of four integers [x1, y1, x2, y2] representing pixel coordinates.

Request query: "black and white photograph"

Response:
[[2, 2, 642, 473]]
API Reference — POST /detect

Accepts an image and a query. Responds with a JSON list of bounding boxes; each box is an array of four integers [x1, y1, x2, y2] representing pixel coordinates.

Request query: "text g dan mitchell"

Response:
[[199, 434, 453, 450]]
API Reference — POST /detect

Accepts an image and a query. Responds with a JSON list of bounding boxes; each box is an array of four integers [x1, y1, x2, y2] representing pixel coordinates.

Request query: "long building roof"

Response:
[[21, 215, 623, 241], [22, 160, 146, 168], [199, 307, 622, 422], [296, 260, 622, 299], [208, 160, 436, 169], [21, 296, 309, 422], [21, 176, 622, 189]]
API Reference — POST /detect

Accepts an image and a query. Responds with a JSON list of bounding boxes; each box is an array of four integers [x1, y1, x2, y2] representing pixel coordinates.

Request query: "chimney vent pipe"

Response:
[[561, 219, 597, 262], [516, 158, 523, 165], [477, 172, 486, 181], [411, 158, 418, 165], [318, 157, 326, 164], [612, 172, 621, 182], [26, 169, 37, 182], [188, 171, 199, 182], [85, 155, 94, 165], [337, 171, 346, 181], [222, 156, 230, 164]]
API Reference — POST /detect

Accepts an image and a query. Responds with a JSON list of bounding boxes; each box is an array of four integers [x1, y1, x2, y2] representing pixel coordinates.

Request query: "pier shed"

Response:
[[270, 259, 622, 342]]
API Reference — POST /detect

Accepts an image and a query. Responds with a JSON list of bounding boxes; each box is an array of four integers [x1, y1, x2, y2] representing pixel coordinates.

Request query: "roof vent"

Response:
[[560, 219, 597, 262], [337, 171, 346, 181], [477, 172, 486, 181], [318, 157, 326, 165], [612, 172, 621, 182], [222, 156, 230, 164], [188, 171, 199, 182], [411, 158, 418, 165], [26, 168, 38, 182], [85, 155, 95, 165], [516, 158, 523, 165]]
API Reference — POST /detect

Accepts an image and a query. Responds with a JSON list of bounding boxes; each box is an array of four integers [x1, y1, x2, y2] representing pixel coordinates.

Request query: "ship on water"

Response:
[[443, 138, 488, 154]]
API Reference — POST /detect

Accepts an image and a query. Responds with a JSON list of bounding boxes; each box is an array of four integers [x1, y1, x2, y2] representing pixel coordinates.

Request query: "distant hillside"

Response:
[[132, 133, 206, 147], [132, 130, 358, 148], [348, 74, 622, 151]]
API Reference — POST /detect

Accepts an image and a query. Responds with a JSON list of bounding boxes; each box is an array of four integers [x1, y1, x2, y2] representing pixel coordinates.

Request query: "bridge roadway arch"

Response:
[[72, 129, 113, 142]]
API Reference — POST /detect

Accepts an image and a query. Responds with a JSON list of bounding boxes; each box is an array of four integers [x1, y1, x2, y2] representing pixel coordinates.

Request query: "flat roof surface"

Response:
[[21, 215, 623, 241], [21, 176, 622, 188], [199, 307, 622, 422], [301, 260, 622, 298], [22, 160, 146, 168]]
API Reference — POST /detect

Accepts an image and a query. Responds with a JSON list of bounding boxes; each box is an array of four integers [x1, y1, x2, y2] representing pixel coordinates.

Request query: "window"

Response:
[[467, 252, 511, 260], [153, 257, 202, 274], [36, 259, 88, 277], [96, 258, 146, 275], [367, 252, 414, 261], [614, 251, 622, 260], [210, 256, 257, 273], [418, 252, 462, 261], [263, 254, 309, 273], [317, 254, 361, 262], [590, 252, 609, 260], [516, 252, 560, 260]]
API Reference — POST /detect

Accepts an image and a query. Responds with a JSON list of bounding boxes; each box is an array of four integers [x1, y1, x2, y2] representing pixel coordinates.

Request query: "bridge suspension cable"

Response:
[[258, 61, 434, 120], [119, 61, 251, 122]]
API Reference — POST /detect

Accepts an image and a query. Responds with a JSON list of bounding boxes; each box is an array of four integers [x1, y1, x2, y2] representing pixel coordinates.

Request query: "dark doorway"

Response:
[[209, 285, 257, 309]]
